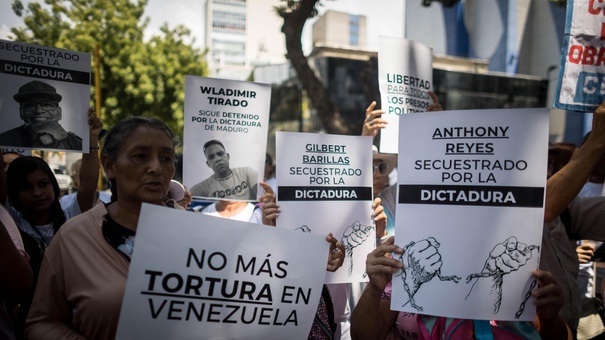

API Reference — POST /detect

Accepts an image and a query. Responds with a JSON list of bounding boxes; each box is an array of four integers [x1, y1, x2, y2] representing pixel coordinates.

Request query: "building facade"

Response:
[[205, 0, 287, 80], [312, 10, 367, 49]]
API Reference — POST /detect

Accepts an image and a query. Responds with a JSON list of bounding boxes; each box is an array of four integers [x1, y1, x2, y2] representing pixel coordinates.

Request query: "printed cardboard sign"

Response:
[[378, 36, 433, 154], [275, 132, 375, 283], [184, 76, 270, 201], [391, 108, 549, 321], [0, 40, 90, 152], [116, 204, 328, 339]]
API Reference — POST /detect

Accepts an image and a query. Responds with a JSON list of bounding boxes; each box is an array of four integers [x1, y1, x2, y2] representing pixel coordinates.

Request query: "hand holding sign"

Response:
[[532, 270, 564, 327], [326, 233, 345, 272], [365, 236, 404, 294]]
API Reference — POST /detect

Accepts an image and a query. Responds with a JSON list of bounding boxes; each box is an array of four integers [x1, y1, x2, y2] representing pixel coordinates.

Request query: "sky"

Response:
[[0, 0, 405, 54]]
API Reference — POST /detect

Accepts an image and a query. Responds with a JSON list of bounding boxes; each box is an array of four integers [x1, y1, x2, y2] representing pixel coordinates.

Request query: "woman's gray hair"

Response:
[[101, 116, 179, 201]]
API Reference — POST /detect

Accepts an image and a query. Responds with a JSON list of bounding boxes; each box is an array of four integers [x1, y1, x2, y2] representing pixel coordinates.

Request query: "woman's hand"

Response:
[[326, 233, 345, 272], [177, 190, 192, 209], [427, 91, 442, 112], [361, 101, 388, 138], [258, 181, 275, 204], [261, 200, 279, 226], [366, 236, 403, 293], [532, 270, 564, 323], [372, 197, 387, 238]]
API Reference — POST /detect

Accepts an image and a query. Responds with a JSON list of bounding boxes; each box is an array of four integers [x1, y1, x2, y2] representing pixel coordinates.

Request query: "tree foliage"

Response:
[[9, 0, 207, 138]]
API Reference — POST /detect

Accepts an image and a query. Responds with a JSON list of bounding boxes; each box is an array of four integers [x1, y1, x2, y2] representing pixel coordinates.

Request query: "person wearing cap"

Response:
[[0, 80, 82, 150]]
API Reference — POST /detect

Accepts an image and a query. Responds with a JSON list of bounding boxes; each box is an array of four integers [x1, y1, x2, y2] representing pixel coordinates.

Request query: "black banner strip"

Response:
[[398, 184, 544, 207], [278, 186, 372, 201], [0, 59, 90, 85]]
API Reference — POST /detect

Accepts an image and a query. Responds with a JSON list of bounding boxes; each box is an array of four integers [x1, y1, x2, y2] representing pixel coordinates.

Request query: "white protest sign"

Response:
[[275, 132, 374, 283], [116, 204, 328, 340], [554, 0, 605, 111], [0, 40, 91, 152], [378, 36, 433, 154], [391, 108, 548, 321], [184, 76, 270, 201], [0, 147, 31, 156]]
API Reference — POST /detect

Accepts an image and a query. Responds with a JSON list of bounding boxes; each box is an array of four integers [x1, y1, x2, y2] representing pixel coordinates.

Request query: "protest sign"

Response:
[[275, 132, 374, 283], [554, 0, 605, 111], [391, 108, 548, 321], [0, 147, 31, 157], [378, 36, 433, 154], [116, 204, 328, 340], [0, 40, 90, 152], [184, 76, 270, 202]]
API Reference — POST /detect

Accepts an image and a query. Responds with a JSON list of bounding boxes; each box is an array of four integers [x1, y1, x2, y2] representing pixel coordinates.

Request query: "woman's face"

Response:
[[104, 125, 176, 206], [19, 169, 55, 214]]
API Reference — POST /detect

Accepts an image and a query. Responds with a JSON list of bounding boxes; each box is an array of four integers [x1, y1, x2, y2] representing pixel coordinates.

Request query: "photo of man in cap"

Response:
[[190, 139, 258, 200], [0, 80, 82, 150]]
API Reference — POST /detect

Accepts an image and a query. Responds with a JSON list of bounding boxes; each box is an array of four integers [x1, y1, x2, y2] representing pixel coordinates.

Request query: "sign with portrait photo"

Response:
[[378, 36, 433, 154], [0, 40, 91, 152], [275, 132, 374, 284], [391, 108, 549, 321], [183, 76, 271, 202], [116, 204, 328, 340]]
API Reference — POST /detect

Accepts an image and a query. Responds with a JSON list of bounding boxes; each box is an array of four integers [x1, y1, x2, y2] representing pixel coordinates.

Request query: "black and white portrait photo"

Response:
[[0, 81, 83, 150], [0, 40, 91, 152], [189, 139, 258, 200]]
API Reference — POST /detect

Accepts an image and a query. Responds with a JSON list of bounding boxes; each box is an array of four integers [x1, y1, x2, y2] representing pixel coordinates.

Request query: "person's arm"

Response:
[[0, 219, 32, 299], [544, 102, 605, 222], [531, 270, 570, 340], [25, 253, 86, 339], [0, 149, 6, 205], [351, 236, 403, 340], [76, 108, 103, 213]]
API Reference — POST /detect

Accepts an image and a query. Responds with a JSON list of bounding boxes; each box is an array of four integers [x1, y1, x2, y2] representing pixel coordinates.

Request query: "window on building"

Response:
[[349, 15, 360, 46]]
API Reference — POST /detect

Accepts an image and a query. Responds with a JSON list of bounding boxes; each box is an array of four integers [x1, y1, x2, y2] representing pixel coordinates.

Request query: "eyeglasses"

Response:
[[21, 101, 59, 111], [373, 161, 388, 175]]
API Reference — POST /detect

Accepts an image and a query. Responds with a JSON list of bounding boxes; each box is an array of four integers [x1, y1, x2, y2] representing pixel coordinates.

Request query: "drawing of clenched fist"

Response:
[[396, 237, 460, 311], [482, 237, 534, 275], [466, 236, 539, 313], [340, 221, 372, 276]]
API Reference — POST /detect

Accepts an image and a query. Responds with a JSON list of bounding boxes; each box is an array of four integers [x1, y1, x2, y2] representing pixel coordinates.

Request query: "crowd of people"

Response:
[[1, 92, 605, 340]]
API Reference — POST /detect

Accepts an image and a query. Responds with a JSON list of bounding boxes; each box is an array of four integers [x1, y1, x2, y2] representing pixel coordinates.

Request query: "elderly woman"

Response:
[[25, 116, 182, 339]]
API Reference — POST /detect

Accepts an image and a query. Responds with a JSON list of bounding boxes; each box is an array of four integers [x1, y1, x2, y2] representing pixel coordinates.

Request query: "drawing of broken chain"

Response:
[[395, 237, 461, 311], [465, 236, 539, 314], [340, 221, 372, 276]]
